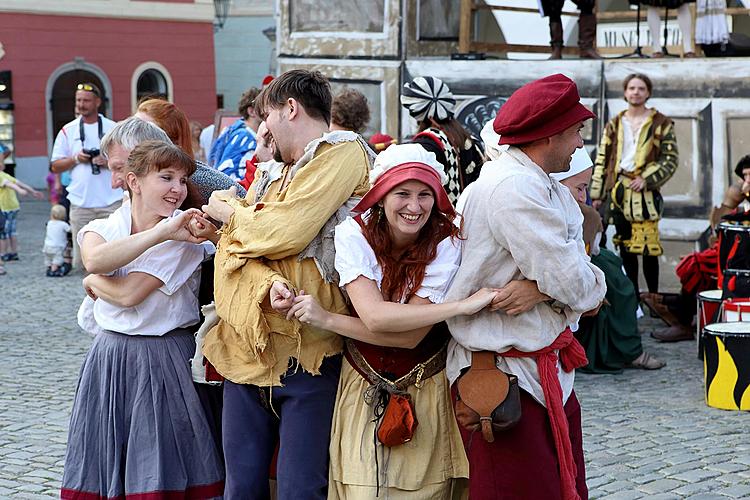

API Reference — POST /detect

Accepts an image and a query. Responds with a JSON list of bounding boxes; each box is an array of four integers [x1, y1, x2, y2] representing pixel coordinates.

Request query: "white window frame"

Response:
[[131, 61, 173, 112]]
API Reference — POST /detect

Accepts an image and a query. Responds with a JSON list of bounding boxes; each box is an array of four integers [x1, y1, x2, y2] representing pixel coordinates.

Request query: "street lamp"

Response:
[[213, 0, 231, 32]]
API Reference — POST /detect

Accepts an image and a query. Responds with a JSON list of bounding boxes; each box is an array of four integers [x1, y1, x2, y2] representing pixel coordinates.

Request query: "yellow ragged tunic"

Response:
[[203, 138, 370, 387]]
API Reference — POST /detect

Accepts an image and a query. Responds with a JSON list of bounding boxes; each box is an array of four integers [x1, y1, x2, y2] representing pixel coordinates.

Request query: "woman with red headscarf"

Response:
[[280, 144, 497, 498]]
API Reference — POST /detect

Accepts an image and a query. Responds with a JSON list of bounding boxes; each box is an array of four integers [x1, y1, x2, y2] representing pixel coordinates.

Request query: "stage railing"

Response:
[[458, 3, 750, 57]]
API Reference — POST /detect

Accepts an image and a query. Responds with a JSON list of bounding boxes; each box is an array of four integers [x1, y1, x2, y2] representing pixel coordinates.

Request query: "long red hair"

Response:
[[137, 99, 194, 159], [362, 202, 460, 302]]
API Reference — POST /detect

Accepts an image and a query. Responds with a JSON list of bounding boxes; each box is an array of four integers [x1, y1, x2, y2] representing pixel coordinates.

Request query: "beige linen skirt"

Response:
[[328, 358, 469, 499]]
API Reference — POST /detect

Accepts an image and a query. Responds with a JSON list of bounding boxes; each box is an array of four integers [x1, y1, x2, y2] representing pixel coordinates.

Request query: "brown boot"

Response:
[[640, 292, 681, 327], [549, 21, 563, 59], [651, 324, 694, 343], [577, 13, 601, 59]]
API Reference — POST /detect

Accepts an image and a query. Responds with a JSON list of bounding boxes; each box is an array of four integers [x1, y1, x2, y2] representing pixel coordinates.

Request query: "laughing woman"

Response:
[[280, 144, 497, 499], [61, 141, 224, 499]]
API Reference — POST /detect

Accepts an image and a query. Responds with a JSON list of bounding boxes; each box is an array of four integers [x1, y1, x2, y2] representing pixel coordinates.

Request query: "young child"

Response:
[[43, 204, 71, 277], [0, 165, 43, 261]]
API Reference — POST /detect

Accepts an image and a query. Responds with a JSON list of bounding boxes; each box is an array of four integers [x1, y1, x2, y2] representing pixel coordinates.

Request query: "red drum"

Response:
[[722, 298, 750, 322], [697, 290, 722, 357], [717, 221, 750, 288]]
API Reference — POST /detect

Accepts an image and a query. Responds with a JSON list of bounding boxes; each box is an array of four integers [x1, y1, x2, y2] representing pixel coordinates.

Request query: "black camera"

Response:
[[82, 148, 102, 175]]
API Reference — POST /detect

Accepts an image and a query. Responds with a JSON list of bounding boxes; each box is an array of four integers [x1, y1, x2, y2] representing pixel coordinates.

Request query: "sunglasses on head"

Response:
[[77, 83, 100, 96]]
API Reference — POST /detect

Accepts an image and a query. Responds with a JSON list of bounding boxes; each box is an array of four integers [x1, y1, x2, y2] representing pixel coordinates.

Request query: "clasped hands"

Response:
[[155, 208, 219, 245], [158, 186, 242, 244], [269, 282, 328, 328]]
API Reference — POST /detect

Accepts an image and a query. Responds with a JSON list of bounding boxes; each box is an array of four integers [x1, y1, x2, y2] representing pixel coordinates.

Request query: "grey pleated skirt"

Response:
[[61, 328, 225, 499]]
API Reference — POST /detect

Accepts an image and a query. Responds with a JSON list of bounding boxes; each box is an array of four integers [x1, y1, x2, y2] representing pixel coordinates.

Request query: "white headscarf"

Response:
[[550, 148, 594, 181]]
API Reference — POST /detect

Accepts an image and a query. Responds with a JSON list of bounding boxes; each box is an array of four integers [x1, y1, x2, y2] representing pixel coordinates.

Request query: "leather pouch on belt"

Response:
[[377, 393, 418, 447], [455, 351, 521, 442]]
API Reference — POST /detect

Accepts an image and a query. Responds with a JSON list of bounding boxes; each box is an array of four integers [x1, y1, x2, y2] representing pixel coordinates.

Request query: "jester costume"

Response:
[[591, 109, 678, 293]]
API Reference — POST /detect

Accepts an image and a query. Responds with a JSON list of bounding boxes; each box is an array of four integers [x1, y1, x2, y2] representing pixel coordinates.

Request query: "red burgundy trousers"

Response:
[[452, 386, 588, 500]]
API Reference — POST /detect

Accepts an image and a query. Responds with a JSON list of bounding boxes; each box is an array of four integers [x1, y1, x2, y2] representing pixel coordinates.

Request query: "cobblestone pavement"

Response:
[[1, 200, 749, 498]]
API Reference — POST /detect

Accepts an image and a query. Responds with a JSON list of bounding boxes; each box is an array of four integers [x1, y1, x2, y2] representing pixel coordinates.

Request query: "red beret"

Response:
[[494, 74, 595, 145]]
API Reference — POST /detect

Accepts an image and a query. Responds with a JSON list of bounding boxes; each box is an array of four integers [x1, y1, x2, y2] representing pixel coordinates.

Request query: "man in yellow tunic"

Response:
[[591, 73, 678, 296], [201, 70, 371, 500]]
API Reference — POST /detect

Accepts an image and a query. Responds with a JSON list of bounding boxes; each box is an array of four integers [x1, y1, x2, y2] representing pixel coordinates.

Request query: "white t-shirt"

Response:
[[334, 216, 461, 304], [50, 115, 122, 208], [44, 220, 70, 248], [76, 205, 215, 336]]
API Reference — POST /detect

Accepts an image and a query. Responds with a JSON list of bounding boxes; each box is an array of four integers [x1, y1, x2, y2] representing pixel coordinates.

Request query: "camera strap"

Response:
[[79, 114, 104, 147]]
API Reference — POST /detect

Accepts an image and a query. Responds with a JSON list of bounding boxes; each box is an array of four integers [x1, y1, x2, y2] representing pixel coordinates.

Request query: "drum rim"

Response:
[[722, 271, 750, 277], [718, 221, 750, 229], [703, 322, 750, 335], [698, 290, 723, 300]]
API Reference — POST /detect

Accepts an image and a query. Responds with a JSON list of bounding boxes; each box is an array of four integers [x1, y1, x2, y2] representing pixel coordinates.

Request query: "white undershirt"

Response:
[[618, 116, 645, 173], [334, 216, 461, 304], [76, 205, 215, 336]]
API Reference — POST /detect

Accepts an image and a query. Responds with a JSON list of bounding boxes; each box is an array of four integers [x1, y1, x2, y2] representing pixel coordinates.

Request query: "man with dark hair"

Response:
[[330, 88, 371, 134], [201, 69, 373, 499], [50, 82, 120, 272], [591, 72, 678, 296], [209, 86, 262, 180]]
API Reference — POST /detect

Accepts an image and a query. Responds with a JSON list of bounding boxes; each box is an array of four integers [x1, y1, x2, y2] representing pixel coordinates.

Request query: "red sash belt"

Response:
[[501, 328, 588, 500]]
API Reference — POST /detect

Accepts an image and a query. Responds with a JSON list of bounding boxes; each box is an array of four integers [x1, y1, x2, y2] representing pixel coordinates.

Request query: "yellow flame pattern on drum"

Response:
[[706, 337, 750, 410]]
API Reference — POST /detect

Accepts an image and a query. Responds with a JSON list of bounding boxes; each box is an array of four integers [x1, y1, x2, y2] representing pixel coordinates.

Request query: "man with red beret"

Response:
[[445, 73, 606, 499]]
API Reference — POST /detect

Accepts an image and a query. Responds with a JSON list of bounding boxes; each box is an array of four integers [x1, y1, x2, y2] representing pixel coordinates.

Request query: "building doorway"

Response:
[[50, 70, 109, 137]]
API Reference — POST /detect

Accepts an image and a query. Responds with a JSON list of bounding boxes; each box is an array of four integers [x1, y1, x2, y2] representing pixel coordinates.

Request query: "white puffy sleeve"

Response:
[[334, 216, 382, 288], [414, 236, 462, 304], [77, 206, 127, 246], [128, 240, 207, 295]]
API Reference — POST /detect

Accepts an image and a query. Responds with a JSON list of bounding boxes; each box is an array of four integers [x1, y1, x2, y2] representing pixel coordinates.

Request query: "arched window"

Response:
[[131, 62, 173, 111], [137, 69, 168, 101]]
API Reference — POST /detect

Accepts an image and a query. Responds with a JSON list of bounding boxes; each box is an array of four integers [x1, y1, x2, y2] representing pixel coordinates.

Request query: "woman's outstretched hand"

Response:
[[460, 287, 501, 315], [160, 209, 207, 244], [287, 291, 329, 329], [188, 212, 220, 244]]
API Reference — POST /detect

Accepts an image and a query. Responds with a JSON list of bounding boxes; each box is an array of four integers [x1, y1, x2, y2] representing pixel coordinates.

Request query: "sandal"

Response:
[[626, 351, 666, 370]]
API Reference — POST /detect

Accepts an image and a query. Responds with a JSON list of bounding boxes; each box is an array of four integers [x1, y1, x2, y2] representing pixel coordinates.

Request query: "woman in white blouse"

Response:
[[280, 144, 497, 499], [61, 141, 224, 499]]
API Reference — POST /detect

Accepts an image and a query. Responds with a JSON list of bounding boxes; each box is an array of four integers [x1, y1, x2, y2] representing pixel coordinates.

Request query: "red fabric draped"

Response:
[[675, 242, 718, 295], [501, 328, 588, 500]]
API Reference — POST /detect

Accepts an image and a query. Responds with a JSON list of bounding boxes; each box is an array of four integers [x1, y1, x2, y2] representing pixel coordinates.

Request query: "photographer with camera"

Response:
[[51, 82, 119, 273]]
